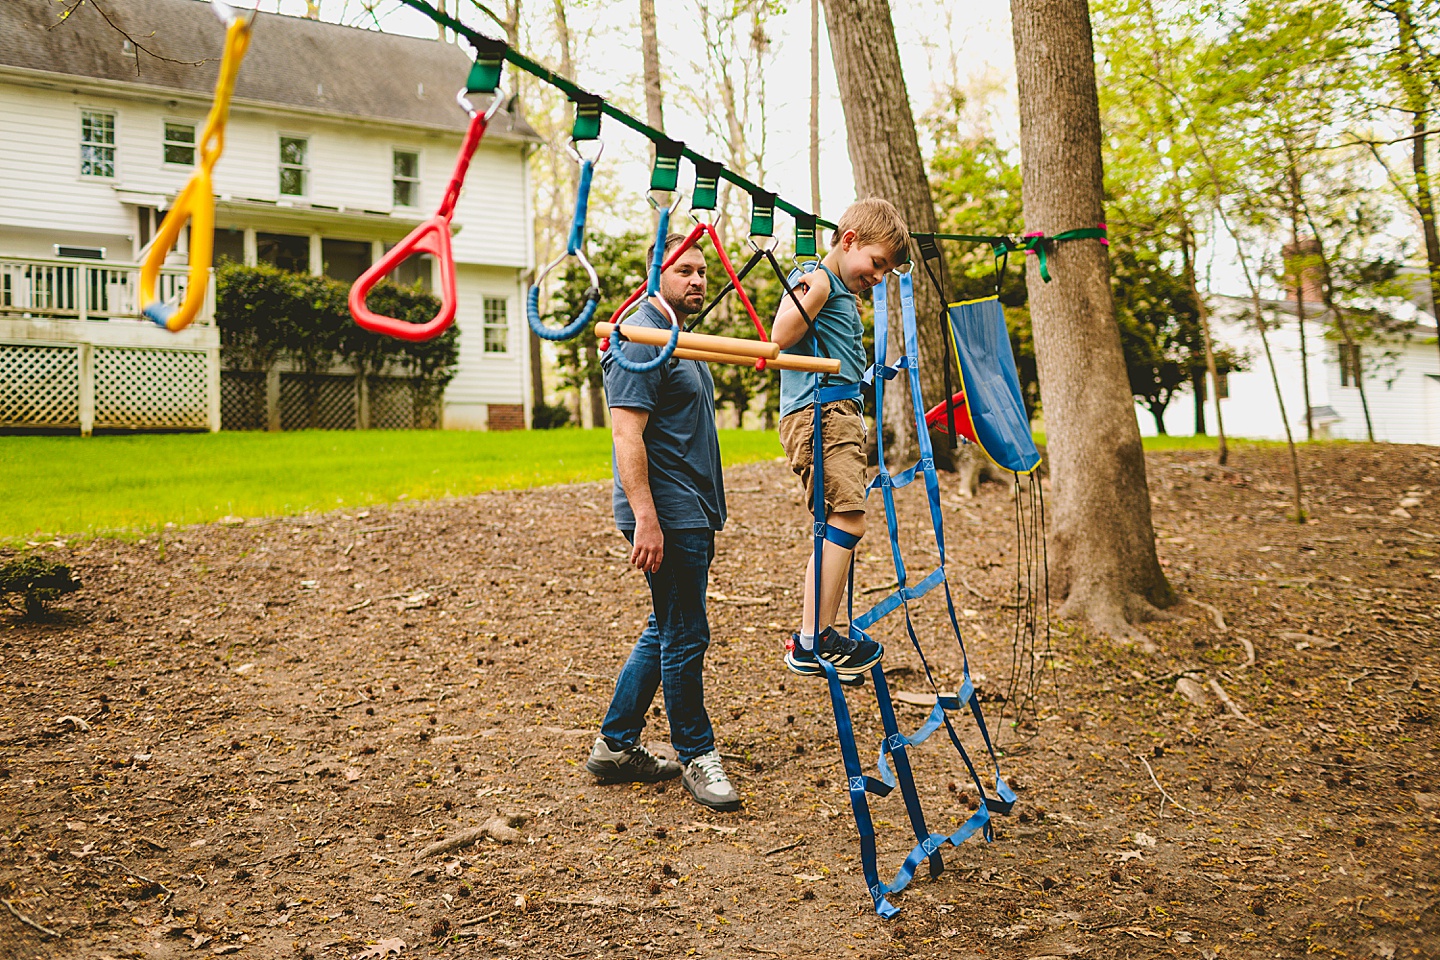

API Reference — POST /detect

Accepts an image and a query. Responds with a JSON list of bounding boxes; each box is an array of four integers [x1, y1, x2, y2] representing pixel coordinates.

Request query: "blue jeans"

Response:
[[600, 528, 716, 763]]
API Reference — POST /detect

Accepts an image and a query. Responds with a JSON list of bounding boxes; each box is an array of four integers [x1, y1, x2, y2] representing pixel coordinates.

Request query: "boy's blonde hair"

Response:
[[831, 197, 909, 266]]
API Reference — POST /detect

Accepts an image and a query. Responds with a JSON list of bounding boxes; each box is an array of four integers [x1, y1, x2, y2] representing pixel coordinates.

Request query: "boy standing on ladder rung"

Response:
[[771, 198, 910, 679]]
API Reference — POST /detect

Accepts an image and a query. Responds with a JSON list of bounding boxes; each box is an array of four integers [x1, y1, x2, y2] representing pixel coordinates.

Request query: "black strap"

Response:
[[914, 234, 957, 448]]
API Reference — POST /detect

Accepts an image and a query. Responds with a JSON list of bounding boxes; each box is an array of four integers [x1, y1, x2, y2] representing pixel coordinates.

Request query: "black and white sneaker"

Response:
[[585, 738, 683, 784], [785, 627, 882, 679]]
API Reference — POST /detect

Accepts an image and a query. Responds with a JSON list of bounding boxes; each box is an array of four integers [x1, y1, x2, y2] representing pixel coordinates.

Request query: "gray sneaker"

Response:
[[585, 738, 682, 784], [682, 749, 740, 811]]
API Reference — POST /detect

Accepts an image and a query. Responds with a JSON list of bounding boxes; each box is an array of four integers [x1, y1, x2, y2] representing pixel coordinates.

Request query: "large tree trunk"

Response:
[[820, 0, 950, 467], [1010, 0, 1174, 642]]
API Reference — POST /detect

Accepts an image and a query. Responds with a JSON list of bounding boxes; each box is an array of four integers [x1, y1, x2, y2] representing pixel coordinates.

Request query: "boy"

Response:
[[770, 197, 910, 681]]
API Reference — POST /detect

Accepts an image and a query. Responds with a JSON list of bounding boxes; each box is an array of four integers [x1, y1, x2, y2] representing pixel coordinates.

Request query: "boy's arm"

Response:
[[771, 269, 831, 350]]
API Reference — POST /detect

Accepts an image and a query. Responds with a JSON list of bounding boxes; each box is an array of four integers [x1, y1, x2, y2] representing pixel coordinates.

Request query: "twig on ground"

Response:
[[861, 580, 898, 596], [458, 910, 503, 927], [1190, 599, 1227, 632], [344, 599, 372, 614], [1346, 670, 1373, 693], [741, 946, 784, 957], [1208, 679, 1258, 727], [2, 899, 59, 938], [1237, 636, 1256, 668], [957, 573, 991, 601], [1134, 754, 1195, 817], [763, 838, 805, 857]]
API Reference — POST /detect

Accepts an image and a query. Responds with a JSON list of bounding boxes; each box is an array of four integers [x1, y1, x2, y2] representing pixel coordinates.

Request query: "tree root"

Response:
[[1057, 589, 1178, 652]]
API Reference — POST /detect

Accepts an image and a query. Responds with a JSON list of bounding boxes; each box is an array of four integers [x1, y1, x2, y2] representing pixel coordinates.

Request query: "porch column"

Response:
[[309, 234, 323, 277], [243, 228, 258, 267], [78, 343, 94, 437]]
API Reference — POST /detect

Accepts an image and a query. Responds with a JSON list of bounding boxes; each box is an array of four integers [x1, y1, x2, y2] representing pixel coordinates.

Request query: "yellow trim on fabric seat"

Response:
[[948, 295, 1000, 309]]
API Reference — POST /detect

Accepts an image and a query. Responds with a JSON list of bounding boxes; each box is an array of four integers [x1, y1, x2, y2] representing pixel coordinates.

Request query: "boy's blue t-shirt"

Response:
[[601, 301, 726, 532], [778, 263, 867, 418]]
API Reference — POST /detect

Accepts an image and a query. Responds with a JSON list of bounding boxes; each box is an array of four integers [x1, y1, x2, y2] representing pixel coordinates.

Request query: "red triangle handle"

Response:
[[349, 215, 459, 342]]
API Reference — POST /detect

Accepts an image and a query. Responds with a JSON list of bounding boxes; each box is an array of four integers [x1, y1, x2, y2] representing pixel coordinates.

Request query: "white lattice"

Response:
[[0, 344, 80, 427], [94, 348, 208, 429]]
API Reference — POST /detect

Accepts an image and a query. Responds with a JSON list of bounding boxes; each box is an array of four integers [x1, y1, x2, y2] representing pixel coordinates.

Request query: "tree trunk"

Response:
[[1010, 0, 1174, 642], [820, 0, 949, 466], [1397, 0, 1440, 369], [639, 0, 666, 145], [1298, 203, 1375, 441], [1150, 404, 1168, 435], [1190, 367, 1205, 436], [1286, 163, 1313, 441], [809, 0, 822, 216], [1180, 223, 1226, 463], [1251, 293, 1306, 520]]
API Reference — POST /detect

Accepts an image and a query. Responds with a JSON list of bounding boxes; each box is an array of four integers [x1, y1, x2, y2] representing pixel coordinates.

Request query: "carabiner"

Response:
[[527, 142, 602, 341], [349, 84, 506, 342], [139, 11, 252, 331]]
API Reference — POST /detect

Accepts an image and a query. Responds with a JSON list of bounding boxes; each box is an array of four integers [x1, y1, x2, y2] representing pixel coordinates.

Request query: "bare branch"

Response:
[[51, 0, 211, 76]]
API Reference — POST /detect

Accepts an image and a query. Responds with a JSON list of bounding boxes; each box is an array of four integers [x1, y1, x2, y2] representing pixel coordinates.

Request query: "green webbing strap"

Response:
[[571, 93, 602, 141], [750, 190, 776, 237], [650, 138, 684, 192], [692, 159, 722, 211], [914, 226, 1108, 283], [1021, 225, 1107, 282], [795, 213, 818, 258], [464, 37, 507, 94]]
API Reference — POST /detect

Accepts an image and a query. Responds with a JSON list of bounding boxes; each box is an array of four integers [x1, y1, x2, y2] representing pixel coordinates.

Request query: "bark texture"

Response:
[[820, 0, 949, 464], [1010, 0, 1174, 641]]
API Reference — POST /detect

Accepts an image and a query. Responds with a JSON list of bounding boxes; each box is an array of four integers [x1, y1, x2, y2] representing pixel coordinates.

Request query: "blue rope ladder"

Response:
[[807, 270, 1016, 918]]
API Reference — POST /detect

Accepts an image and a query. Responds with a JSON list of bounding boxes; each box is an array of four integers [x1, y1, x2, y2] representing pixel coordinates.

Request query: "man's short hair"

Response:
[[831, 197, 909, 266], [645, 232, 691, 266]]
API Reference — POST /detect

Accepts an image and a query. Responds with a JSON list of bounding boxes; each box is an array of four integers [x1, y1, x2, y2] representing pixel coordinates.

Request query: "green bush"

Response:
[[0, 556, 80, 618], [531, 401, 572, 430], [214, 262, 460, 385]]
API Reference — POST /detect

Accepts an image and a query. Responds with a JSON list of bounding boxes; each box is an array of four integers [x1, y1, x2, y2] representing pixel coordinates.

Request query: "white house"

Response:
[[0, 0, 537, 433], [1135, 291, 1440, 446]]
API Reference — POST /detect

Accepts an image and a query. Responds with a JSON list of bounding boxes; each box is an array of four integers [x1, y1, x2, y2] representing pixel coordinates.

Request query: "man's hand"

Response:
[[630, 516, 664, 573]]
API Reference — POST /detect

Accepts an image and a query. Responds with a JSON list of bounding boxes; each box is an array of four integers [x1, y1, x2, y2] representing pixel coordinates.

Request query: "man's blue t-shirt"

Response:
[[601, 302, 726, 532], [778, 263, 867, 417]]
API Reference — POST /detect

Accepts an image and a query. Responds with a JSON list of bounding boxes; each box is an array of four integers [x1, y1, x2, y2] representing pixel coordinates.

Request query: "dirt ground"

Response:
[[2, 443, 1438, 960]]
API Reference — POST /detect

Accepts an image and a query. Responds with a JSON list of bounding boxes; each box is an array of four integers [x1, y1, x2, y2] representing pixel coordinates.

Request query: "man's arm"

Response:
[[771, 268, 831, 349], [611, 406, 663, 573]]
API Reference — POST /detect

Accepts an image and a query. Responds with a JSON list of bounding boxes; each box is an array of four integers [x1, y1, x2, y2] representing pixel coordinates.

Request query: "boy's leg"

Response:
[[799, 509, 865, 638]]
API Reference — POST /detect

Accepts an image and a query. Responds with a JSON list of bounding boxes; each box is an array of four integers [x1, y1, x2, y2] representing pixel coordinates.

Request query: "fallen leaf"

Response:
[[1133, 831, 1157, 848], [793, 873, 824, 882], [343, 767, 363, 782], [353, 938, 406, 959]]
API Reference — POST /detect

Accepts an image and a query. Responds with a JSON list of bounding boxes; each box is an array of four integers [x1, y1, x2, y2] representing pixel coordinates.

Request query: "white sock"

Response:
[[799, 632, 816, 651]]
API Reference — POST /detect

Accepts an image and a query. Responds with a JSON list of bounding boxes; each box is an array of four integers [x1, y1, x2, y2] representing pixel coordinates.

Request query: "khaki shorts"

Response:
[[778, 400, 868, 516]]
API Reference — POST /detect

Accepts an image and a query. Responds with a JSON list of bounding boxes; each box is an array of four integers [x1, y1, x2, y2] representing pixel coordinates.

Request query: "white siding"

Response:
[[2, 71, 534, 431], [1132, 304, 1440, 445], [443, 265, 526, 411]]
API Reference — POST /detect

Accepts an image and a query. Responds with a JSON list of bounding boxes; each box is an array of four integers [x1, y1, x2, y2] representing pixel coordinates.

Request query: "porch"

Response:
[[0, 254, 219, 434]]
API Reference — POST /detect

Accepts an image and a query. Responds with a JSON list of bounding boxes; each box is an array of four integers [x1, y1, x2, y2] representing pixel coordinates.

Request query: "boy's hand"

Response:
[[793, 267, 830, 300]]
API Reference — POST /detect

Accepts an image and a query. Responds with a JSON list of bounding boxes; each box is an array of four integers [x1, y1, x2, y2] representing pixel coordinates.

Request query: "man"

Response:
[[583, 234, 739, 812]]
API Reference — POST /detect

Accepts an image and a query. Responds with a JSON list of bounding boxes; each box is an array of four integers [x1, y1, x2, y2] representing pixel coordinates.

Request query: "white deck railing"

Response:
[[0, 254, 212, 325], [0, 255, 220, 434]]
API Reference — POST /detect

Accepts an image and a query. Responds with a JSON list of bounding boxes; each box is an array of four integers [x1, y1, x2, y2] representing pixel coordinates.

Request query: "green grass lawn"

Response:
[[0, 429, 783, 542]]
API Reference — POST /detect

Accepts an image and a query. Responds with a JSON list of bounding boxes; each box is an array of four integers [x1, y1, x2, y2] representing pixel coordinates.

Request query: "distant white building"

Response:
[[0, 0, 537, 433], [1135, 290, 1440, 446]]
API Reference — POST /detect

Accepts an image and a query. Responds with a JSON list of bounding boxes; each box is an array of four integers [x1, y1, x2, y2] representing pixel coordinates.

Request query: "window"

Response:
[[322, 239, 372, 283], [256, 233, 310, 273], [1339, 343, 1362, 387], [279, 137, 308, 196], [483, 297, 509, 353], [1216, 372, 1230, 399], [393, 150, 420, 207], [164, 122, 196, 165], [80, 110, 115, 178]]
